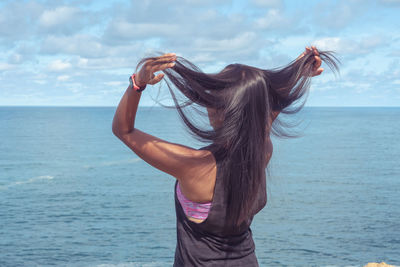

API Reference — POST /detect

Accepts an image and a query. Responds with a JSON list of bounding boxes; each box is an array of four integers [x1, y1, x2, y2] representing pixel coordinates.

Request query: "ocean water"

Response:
[[0, 106, 399, 267]]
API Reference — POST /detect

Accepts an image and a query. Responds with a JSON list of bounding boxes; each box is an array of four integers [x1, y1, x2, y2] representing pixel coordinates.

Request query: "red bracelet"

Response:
[[129, 74, 146, 92]]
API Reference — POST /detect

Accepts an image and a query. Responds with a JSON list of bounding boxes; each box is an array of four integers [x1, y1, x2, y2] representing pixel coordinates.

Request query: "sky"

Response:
[[0, 0, 399, 107]]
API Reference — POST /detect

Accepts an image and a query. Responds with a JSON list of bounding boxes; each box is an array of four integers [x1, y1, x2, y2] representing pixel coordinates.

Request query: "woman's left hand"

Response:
[[297, 46, 324, 77], [135, 53, 177, 87]]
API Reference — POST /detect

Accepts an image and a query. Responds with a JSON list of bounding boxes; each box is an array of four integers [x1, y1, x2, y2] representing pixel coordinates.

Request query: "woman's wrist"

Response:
[[129, 74, 146, 92]]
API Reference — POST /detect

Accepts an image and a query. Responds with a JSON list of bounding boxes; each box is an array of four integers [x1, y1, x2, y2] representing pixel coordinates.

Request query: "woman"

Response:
[[112, 46, 339, 266]]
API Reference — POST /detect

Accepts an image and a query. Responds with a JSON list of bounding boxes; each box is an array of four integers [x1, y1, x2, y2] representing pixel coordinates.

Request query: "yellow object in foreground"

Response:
[[364, 262, 396, 267]]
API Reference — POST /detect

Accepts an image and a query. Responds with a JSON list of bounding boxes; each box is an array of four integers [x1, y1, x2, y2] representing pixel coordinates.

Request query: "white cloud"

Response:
[[57, 75, 70, 81], [0, 0, 398, 107], [0, 1, 43, 46], [252, 0, 283, 8], [71, 56, 134, 70], [77, 57, 89, 68], [47, 60, 72, 72], [39, 6, 79, 28], [33, 80, 47, 85], [105, 21, 183, 40], [193, 32, 257, 52], [104, 81, 125, 87], [7, 43, 37, 64], [313, 37, 343, 51], [255, 9, 289, 30], [313, 0, 368, 30], [0, 62, 14, 71], [37, 5, 89, 35], [312, 35, 386, 56], [40, 34, 105, 58], [379, 0, 400, 6], [7, 53, 24, 64]]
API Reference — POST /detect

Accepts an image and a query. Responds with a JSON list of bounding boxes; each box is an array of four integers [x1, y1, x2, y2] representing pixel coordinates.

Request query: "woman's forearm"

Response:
[[112, 86, 142, 137], [112, 53, 175, 137]]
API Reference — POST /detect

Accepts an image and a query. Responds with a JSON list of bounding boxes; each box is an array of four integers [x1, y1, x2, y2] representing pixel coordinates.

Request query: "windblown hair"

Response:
[[137, 50, 339, 230]]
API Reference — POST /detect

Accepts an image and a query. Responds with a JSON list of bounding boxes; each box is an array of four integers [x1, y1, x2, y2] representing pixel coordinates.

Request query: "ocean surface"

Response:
[[0, 106, 399, 267]]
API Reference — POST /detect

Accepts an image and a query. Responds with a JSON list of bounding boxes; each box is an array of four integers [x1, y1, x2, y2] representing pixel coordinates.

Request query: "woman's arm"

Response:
[[112, 53, 176, 136], [111, 85, 142, 137], [111, 53, 214, 180]]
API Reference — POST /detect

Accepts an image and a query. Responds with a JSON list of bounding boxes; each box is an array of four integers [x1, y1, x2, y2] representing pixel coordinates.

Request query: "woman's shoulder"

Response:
[[198, 143, 226, 163], [178, 144, 217, 203]]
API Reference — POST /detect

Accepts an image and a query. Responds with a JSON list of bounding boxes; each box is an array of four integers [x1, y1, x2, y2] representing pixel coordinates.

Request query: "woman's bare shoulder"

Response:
[[178, 147, 217, 202]]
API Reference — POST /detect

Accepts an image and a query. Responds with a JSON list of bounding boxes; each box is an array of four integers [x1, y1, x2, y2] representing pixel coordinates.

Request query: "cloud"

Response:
[[312, 35, 386, 56], [313, 0, 368, 30], [255, 9, 290, 30], [38, 5, 94, 35], [105, 21, 183, 40], [7, 43, 37, 64], [104, 81, 125, 87], [101, 6, 247, 47], [98, 2, 260, 64], [192, 32, 257, 52], [0, 2, 35, 45], [389, 49, 400, 57], [7, 53, 24, 64], [57, 75, 70, 81], [39, 6, 79, 27], [392, 79, 400, 85], [47, 60, 72, 72], [0, 62, 15, 71], [251, 0, 283, 8], [379, 0, 400, 6], [0, 0, 398, 107], [0, 1, 94, 48], [40, 34, 106, 58]]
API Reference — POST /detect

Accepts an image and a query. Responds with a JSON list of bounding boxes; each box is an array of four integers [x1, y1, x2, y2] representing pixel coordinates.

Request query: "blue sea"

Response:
[[0, 106, 399, 267]]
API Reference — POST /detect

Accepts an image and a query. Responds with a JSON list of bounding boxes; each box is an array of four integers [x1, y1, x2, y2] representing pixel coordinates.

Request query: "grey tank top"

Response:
[[173, 144, 267, 266]]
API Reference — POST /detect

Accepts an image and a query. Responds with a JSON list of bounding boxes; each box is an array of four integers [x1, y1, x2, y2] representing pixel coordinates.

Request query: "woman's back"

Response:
[[173, 143, 267, 267]]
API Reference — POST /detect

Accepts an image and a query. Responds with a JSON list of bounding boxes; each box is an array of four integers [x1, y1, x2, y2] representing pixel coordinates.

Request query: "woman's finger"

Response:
[[152, 62, 175, 72], [313, 55, 322, 70], [160, 52, 176, 58], [149, 58, 174, 68], [144, 53, 175, 70], [297, 47, 311, 60], [147, 73, 165, 85], [313, 68, 324, 77], [148, 58, 176, 73], [150, 54, 176, 65], [312, 46, 319, 56]]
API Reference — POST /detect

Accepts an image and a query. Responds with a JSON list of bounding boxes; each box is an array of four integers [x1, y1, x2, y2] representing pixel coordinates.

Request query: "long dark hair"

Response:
[[137, 50, 339, 230]]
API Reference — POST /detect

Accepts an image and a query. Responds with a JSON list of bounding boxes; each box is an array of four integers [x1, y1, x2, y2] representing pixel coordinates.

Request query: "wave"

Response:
[[100, 158, 142, 166], [0, 175, 54, 189], [82, 158, 141, 169]]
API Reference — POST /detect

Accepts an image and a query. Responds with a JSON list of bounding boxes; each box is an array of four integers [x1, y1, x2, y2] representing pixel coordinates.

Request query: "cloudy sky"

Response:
[[0, 0, 399, 107]]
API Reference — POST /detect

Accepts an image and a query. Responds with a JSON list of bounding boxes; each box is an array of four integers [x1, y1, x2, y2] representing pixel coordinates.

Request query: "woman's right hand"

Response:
[[135, 53, 177, 87]]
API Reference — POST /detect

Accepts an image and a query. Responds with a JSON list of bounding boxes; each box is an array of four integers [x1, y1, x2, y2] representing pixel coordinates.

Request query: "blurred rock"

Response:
[[363, 262, 396, 267]]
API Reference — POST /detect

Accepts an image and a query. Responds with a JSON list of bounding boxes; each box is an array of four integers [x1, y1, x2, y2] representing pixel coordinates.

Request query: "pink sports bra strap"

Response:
[[176, 182, 212, 220]]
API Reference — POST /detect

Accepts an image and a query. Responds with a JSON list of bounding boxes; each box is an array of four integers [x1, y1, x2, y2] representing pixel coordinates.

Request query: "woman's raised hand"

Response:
[[135, 53, 177, 87], [297, 46, 324, 77]]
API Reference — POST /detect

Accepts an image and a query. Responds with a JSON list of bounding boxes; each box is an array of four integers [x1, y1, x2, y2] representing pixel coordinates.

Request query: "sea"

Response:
[[0, 106, 399, 267]]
